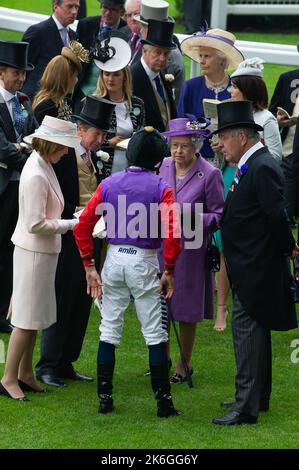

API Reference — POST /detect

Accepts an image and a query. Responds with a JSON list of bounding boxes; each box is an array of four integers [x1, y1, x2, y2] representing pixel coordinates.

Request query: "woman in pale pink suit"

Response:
[[0, 116, 80, 400]]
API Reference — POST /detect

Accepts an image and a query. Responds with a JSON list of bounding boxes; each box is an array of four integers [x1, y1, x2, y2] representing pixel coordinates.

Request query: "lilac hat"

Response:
[[163, 117, 211, 138]]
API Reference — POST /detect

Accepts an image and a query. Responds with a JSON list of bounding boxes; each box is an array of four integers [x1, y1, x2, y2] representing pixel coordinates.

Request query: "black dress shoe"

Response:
[[57, 369, 94, 382], [212, 410, 257, 425], [221, 401, 269, 412], [18, 379, 50, 393], [0, 319, 13, 334], [36, 374, 67, 387], [0, 382, 29, 401]]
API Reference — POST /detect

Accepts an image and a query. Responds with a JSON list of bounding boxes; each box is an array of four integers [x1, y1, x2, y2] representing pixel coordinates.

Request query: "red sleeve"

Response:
[[73, 185, 102, 266], [161, 187, 182, 272]]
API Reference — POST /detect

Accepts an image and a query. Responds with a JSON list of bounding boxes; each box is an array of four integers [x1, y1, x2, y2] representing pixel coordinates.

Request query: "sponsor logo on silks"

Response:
[[118, 247, 138, 255]]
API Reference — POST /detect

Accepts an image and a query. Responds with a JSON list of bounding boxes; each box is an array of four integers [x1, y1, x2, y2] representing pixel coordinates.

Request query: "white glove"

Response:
[[68, 218, 79, 231]]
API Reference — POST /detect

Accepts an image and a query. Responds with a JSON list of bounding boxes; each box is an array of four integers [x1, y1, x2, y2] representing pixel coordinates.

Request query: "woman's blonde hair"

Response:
[[33, 55, 78, 111], [31, 137, 65, 157], [94, 66, 133, 109]]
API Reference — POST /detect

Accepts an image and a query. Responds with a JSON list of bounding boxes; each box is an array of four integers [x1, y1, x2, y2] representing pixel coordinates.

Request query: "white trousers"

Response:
[[98, 245, 168, 346]]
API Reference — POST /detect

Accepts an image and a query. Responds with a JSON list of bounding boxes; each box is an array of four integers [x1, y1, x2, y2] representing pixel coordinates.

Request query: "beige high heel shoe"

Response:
[[213, 304, 229, 332]]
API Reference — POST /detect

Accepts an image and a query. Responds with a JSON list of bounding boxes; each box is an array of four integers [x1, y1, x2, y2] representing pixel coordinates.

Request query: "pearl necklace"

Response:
[[205, 76, 229, 99]]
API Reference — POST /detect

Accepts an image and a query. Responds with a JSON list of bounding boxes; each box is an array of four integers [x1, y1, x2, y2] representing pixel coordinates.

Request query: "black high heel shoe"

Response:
[[170, 368, 194, 384], [18, 379, 48, 393], [0, 382, 29, 401]]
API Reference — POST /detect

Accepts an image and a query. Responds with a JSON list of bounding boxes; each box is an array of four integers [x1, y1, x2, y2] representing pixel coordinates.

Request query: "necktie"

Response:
[[11, 96, 25, 136], [131, 33, 139, 53], [81, 151, 92, 169], [60, 27, 69, 46], [154, 75, 166, 104], [234, 167, 241, 185], [101, 25, 111, 40]]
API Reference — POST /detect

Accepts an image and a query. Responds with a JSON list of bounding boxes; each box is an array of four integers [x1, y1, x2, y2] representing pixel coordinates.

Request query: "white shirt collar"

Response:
[[141, 57, 159, 81], [52, 14, 68, 31], [78, 143, 88, 156], [0, 84, 16, 102], [238, 141, 264, 169]]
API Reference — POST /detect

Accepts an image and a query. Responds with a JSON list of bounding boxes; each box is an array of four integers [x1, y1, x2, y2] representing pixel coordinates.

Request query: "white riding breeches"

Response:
[[97, 244, 168, 346]]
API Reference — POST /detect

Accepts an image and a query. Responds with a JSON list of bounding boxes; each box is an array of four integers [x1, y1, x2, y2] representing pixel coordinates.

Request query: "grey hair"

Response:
[[228, 127, 260, 142], [215, 49, 229, 70], [125, 0, 140, 10], [142, 44, 154, 53], [169, 136, 204, 154]]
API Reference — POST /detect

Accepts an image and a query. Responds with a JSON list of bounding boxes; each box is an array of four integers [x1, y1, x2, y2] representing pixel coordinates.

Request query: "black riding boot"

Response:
[[150, 363, 180, 418], [97, 363, 115, 414]]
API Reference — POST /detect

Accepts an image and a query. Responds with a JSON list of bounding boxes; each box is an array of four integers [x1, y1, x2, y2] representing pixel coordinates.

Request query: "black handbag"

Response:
[[206, 233, 220, 272]]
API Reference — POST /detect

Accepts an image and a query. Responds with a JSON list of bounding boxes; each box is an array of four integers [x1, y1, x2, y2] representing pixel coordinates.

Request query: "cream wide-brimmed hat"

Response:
[[181, 28, 244, 70], [24, 116, 81, 149]]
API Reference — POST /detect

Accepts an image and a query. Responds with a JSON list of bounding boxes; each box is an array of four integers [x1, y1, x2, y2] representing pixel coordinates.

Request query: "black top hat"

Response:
[[99, 0, 125, 7], [214, 101, 263, 134], [141, 19, 177, 50], [127, 127, 169, 170], [73, 95, 115, 131], [0, 40, 34, 71]]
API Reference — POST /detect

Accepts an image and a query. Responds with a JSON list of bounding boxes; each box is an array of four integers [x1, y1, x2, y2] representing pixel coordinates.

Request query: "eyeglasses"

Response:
[[125, 12, 139, 18]]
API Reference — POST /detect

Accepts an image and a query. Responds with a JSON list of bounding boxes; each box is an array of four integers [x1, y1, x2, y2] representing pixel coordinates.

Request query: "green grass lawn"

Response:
[[0, 298, 299, 449]]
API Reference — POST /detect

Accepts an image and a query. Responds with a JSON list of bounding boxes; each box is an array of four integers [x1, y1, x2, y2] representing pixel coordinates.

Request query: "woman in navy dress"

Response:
[[178, 28, 244, 161]]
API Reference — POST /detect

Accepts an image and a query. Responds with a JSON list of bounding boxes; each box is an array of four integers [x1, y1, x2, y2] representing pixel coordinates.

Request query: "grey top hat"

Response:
[[134, 0, 173, 25], [0, 40, 34, 71]]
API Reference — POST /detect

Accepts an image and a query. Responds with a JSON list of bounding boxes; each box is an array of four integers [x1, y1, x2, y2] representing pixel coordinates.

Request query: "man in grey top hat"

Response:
[[0, 40, 37, 333]]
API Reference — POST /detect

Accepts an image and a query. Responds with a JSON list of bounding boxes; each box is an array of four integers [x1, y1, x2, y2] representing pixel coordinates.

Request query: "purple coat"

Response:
[[159, 156, 224, 322]]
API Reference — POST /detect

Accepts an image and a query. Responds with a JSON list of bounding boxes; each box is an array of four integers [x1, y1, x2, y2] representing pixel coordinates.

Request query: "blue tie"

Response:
[[154, 75, 166, 103], [101, 25, 111, 40], [60, 27, 69, 46], [11, 96, 25, 136]]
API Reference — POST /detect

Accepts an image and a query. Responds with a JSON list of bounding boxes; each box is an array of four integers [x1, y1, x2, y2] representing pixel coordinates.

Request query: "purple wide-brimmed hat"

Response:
[[163, 117, 211, 139]]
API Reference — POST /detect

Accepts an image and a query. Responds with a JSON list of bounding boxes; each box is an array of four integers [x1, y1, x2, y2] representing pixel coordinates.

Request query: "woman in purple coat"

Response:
[[161, 118, 224, 384]]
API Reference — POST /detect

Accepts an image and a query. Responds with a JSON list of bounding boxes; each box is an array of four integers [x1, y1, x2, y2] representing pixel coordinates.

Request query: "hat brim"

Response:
[[93, 37, 131, 72], [134, 15, 174, 25], [140, 38, 176, 50], [0, 60, 34, 72], [116, 137, 130, 149], [181, 36, 244, 70], [24, 133, 81, 149], [213, 121, 263, 135], [72, 114, 110, 132], [163, 129, 211, 138]]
